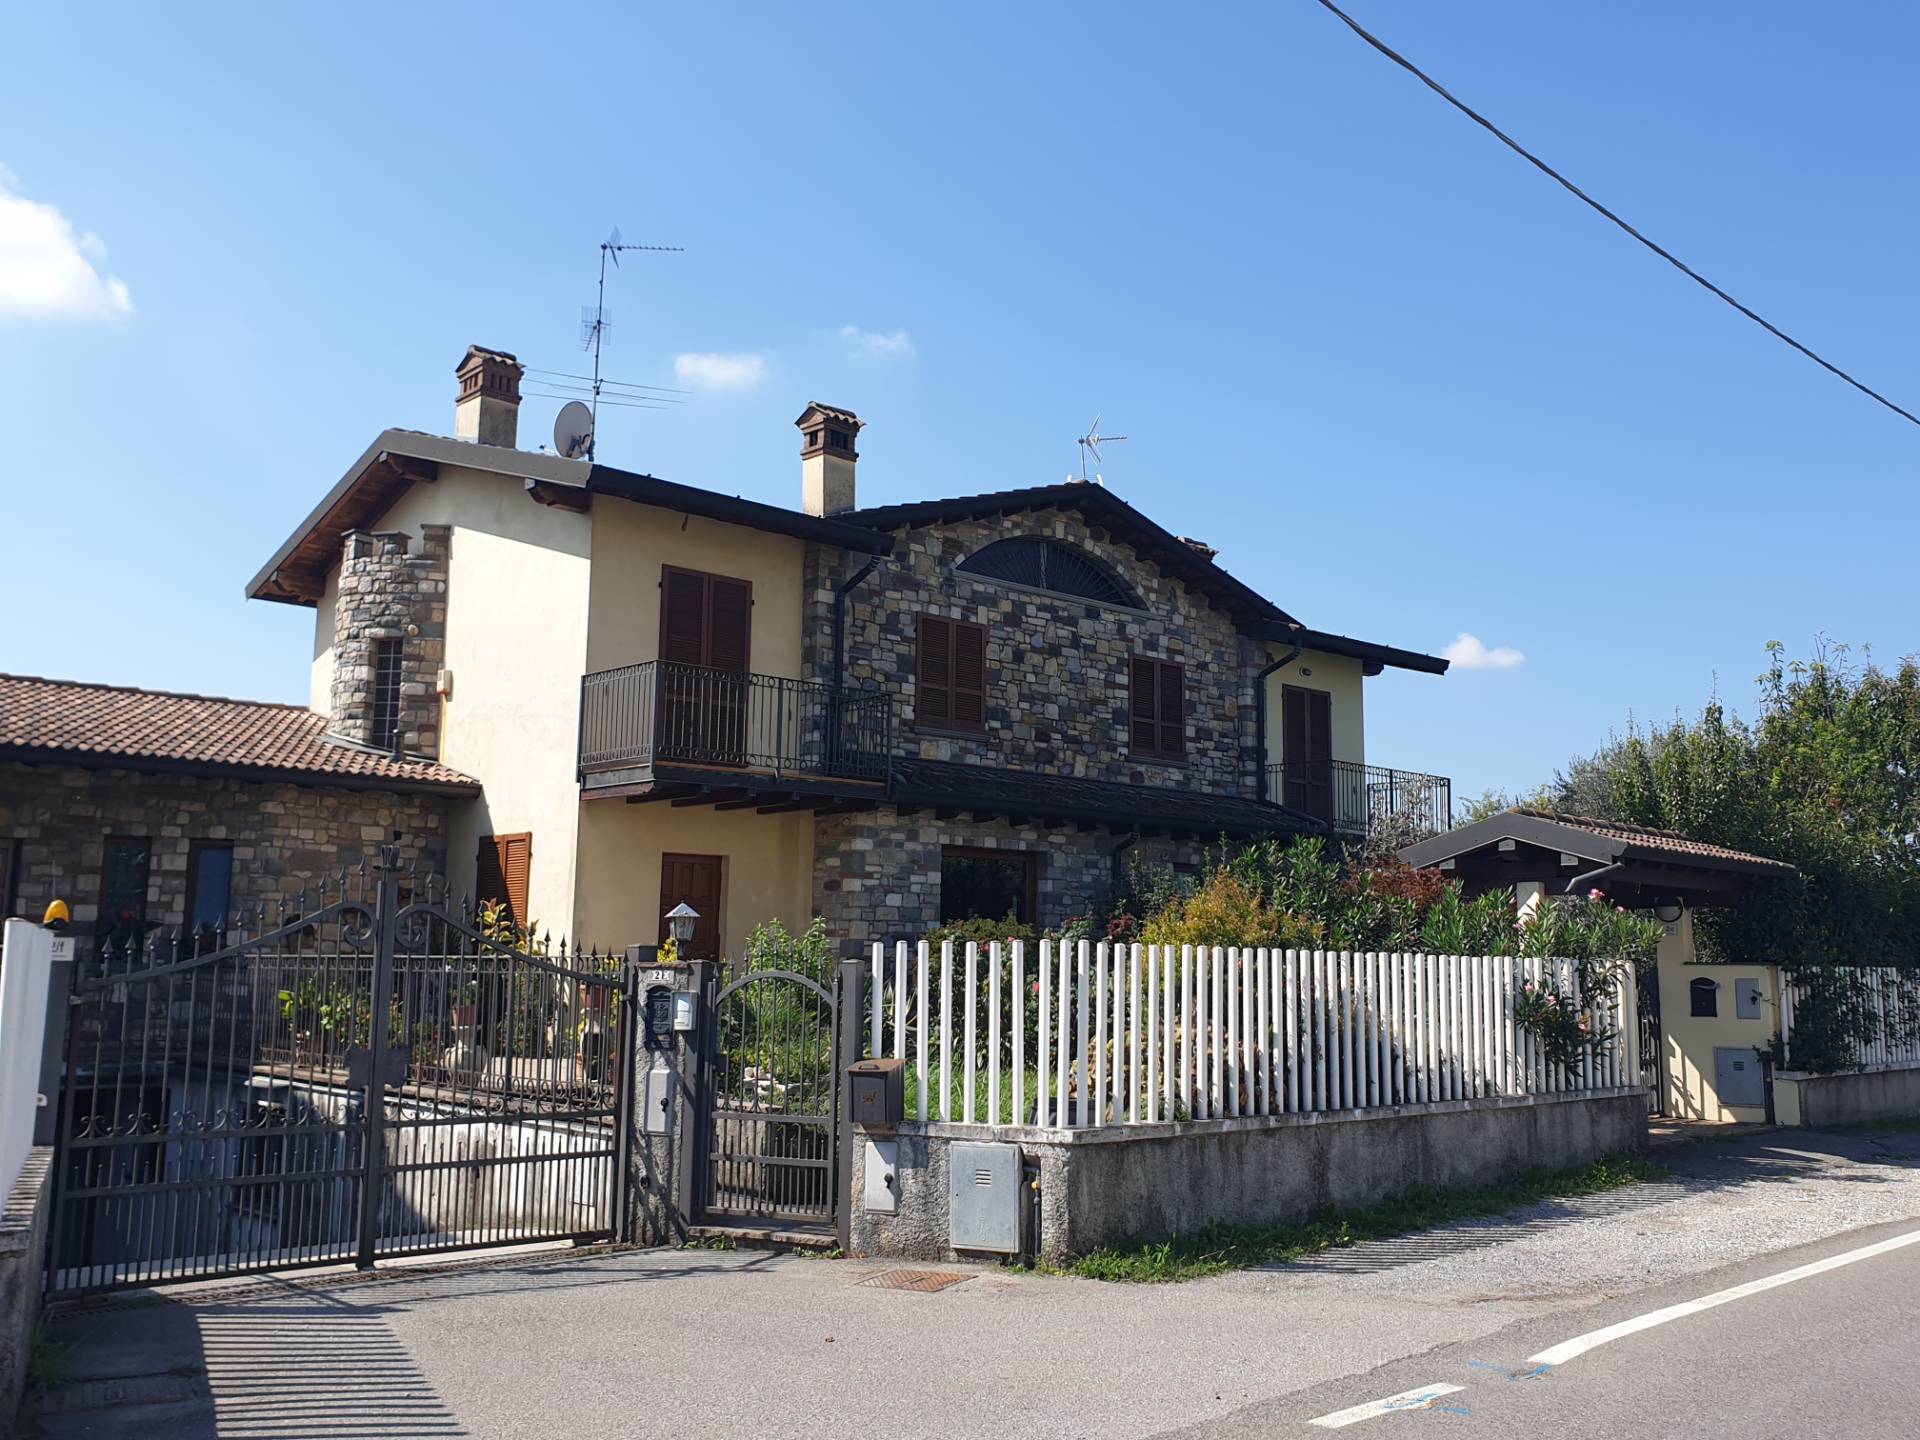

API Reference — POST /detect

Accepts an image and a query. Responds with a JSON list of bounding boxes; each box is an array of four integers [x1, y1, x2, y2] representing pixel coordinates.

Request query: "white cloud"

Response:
[[673, 351, 766, 392], [0, 172, 132, 321], [840, 324, 914, 360], [1442, 632, 1526, 670]]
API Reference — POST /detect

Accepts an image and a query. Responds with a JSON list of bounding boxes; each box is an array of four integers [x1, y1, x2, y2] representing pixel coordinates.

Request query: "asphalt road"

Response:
[[1184, 1219, 1920, 1439], [27, 1123, 1920, 1439]]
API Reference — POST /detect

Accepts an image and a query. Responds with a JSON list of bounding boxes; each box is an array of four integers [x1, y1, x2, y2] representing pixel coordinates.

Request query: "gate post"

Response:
[[673, 959, 716, 1228], [833, 958, 868, 1254], [611, 950, 640, 1244], [355, 850, 399, 1271]]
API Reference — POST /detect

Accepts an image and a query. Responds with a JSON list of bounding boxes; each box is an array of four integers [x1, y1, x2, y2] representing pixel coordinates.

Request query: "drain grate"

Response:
[[856, 1268, 972, 1294]]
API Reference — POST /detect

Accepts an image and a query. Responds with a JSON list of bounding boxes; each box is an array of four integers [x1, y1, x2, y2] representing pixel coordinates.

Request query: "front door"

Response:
[[661, 852, 723, 960], [1281, 686, 1334, 823]]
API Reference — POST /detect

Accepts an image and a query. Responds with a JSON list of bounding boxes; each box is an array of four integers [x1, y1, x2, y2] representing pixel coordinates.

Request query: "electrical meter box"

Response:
[[848, 1057, 906, 1128], [949, 1142, 1022, 1254], [642, 1065, 674, 1135]]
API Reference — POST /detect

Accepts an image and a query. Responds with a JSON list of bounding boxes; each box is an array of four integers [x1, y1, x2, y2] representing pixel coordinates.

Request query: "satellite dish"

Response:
[[554, 401, 594, 459]]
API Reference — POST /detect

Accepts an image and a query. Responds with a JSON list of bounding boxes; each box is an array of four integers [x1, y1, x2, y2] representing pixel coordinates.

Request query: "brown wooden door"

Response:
[[659, 567, 752, 763], [661, 853, 724, 961], [1281, 686, 1333, 822]]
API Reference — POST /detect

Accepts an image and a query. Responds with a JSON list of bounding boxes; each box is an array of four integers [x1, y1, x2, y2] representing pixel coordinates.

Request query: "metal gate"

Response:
[[697, 966, 841, 1227], [1638, 961, 1667, 1116], [47, 855, 633, 1293]]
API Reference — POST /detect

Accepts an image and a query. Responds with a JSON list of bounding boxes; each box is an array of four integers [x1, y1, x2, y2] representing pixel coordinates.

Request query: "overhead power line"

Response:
[[1312, 0, 1920, 429]]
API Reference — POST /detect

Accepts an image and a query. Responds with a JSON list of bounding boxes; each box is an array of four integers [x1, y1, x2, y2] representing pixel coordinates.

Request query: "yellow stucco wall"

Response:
[[1657, 913, 1781, 1122], [366, 466, 595, 933], [572, 800, 815, 954], [309, 569, 337, 716], [582, 497, 807, 677], [1261, 645, 1367, 769]]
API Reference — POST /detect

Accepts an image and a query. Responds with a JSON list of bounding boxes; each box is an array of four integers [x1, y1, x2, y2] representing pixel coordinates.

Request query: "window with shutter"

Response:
[[1129, 658, 1185, 759], [917, 615, 987, 732], [476, 833, 532, 929]]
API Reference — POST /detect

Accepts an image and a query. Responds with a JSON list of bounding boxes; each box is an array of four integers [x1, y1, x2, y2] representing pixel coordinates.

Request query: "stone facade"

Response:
[[805, 505, 1259, 795], [812, 807, 1201, 942], [330, 527, 448, 757], [0, 761, 450, 951]]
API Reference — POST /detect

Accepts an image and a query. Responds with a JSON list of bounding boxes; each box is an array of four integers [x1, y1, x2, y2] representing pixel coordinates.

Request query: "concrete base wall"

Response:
[[1774, 1066, 1920, 1128], [851, 1090, 1647, 1265], [1, 1149, 53, 1430]]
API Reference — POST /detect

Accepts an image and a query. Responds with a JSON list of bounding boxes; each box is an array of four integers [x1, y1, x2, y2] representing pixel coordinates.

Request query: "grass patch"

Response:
[[1056, 1153, 1667, 1283]]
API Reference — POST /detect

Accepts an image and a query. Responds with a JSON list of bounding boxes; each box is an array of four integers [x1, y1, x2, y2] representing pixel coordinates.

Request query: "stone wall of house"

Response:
[[804, 507, 1260, 796], [813, 807, 1201, 947], [330, 526, 448, 757], [0, 761, 451, 951]]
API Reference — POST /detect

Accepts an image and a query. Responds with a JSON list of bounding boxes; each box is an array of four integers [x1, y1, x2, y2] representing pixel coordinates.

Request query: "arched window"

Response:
[[957, 537, 1143, 609]]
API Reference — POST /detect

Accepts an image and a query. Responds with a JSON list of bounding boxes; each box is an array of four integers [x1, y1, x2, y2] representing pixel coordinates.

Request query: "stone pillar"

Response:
[[624, 951, 701, 1245], [329, 527, 449, 756]]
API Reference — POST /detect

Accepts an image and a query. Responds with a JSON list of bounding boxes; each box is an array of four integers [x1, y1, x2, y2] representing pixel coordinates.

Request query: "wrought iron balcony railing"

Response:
[[579, 661, 892, 785], [1265, 759, 1452, 839]]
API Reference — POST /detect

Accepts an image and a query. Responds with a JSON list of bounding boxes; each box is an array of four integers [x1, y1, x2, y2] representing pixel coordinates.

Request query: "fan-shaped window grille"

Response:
[[957, 538, 1143, 609]]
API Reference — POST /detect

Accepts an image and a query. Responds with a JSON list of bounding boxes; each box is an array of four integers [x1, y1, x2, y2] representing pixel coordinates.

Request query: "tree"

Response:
[[1545, 641, 1920, 972]]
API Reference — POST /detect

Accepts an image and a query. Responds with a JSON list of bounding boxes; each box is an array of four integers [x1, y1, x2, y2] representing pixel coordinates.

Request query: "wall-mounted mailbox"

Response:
[[642, 986, 673, 1053], [848, 1057, 906, 1129]]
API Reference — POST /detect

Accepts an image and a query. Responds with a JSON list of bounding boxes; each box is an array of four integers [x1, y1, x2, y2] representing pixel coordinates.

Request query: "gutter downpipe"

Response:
[[1254, 636, 1304, 803], [830, 555, 883, 773], [1562, 860, 1625, 897]]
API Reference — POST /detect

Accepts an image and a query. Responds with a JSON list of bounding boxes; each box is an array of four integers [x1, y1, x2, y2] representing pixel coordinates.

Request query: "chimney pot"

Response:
[[796, 402, 862, 516], [454, 345, 525, 449]]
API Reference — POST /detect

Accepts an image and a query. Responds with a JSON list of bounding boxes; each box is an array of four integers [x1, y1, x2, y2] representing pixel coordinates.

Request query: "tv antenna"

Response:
[[578, 226, 683, 459], [1076, 416, 1126, 483]]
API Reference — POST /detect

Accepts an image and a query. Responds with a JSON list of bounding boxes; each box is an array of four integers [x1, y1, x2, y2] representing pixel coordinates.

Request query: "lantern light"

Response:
[[1653, 897, 1684, 925], [666, 903, 700, 946]]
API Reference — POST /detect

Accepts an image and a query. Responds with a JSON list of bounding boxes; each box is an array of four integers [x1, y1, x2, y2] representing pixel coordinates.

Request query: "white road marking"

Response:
[[1308, 1384, 1467, 1429], [1529, 1225, 1920, 1367]]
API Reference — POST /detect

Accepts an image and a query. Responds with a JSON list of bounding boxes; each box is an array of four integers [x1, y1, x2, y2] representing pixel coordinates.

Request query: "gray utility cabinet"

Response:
[[1714, 1047, 1766, 1110], [949, 1142, 1022, 1254]]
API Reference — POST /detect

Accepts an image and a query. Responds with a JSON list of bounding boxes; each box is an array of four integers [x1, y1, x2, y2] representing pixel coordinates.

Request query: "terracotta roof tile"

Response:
[[0, 674, 476, 792], [1506, 807, 1793, 871]]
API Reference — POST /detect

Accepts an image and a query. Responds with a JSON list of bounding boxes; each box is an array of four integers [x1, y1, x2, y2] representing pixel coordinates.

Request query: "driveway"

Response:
[[27, 1123, 1920, 1438]]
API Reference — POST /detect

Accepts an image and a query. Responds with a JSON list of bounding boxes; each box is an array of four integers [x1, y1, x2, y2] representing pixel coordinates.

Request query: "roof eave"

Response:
[[0, 744, 480, 797], [585, 466, 894, 554], [1255, 623, 1450, 676]]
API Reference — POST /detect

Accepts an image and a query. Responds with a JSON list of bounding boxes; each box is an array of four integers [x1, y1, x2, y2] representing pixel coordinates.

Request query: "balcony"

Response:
[[1266, 760, 1452, 840], [578, 661, 892, 799]]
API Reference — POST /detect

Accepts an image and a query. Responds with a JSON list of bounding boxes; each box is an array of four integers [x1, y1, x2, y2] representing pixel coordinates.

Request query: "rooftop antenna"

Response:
[[1077, 415, 1127, 484], [581, 226, 683, 459]]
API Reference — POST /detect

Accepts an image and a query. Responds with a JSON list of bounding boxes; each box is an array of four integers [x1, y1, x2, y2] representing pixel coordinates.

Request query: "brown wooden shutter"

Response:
[[952, 621, 986, 730], [1129, 657, 1159, 752], [707, 577, 752, 673], [661, 568, 709, 667], [1129, 658, 1185, 757], [476, 833, 532, 928], [917, 616, 952, 728], [1156, 660, 1185, 756]]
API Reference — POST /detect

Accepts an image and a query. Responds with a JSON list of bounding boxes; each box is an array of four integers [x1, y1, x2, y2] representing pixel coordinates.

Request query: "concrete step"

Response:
[[686, 1221, 838, 1253]]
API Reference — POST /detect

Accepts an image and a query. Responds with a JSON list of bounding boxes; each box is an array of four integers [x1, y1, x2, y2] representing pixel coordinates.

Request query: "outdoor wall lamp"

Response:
[[1653, 898, 1685, 924], [666, 903, 700, 946]]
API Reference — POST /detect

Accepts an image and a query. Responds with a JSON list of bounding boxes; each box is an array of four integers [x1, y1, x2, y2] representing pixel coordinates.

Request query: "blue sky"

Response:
[[3, 2, 1913, 806]]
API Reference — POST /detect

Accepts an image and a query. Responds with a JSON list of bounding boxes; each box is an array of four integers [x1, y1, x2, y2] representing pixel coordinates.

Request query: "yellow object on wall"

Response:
[[1656, 913, 1781, 1123]]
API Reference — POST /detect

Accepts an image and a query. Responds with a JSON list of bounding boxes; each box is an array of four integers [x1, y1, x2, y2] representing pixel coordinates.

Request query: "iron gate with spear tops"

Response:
[[47, 853, 635, 1293]]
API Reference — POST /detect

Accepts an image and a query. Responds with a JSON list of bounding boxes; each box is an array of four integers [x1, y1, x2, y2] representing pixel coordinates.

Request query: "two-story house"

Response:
[[233, 346, 1450, 956]]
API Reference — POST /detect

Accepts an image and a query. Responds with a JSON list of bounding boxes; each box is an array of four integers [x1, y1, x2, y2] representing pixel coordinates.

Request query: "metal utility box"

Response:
[[1735, 978, 1763, 1020], [1713, 1047, 1765, 1110], [863, 1138, 900, 1214], [642, 1065, 675, 1135], [848, 1057, 906, 1129], [949, 1141, 1022, 1254]]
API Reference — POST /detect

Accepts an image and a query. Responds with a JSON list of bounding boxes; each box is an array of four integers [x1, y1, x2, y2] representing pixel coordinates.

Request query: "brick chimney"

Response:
[[796, 402, 862, 516], [454, 345, 524, 448]]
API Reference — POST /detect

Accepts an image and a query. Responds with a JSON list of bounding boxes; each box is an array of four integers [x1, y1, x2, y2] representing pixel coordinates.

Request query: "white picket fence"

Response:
[[1781, 967, 1920, 1073], [867, 940, 1638, 1130]]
